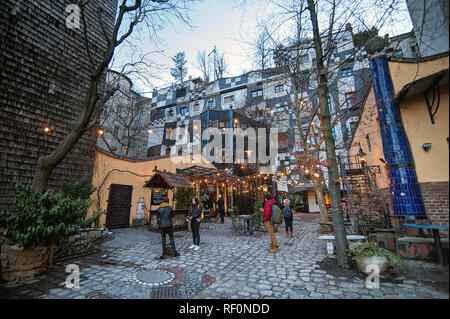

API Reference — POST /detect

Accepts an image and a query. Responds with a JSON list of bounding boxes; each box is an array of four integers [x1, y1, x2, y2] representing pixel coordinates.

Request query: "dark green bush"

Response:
[[173, 188, 197, 210], [0, 183, 101, 249]]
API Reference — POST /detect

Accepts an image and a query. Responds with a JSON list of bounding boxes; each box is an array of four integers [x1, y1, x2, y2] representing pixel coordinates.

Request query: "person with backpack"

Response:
[[283, 198, 293, 238], [187, 197, 202, 251], [156, 197, 180, 259], [263, 193, 279, 253]]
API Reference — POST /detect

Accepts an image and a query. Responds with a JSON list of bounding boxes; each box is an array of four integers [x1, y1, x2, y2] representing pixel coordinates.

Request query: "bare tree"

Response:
[[31, 0, 197, 190], [195, 49, 212, 82], [214, 48, 228, 80]]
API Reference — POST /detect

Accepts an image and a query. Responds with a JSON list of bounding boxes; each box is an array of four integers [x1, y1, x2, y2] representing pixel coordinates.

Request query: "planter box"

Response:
[[1, 244, 52, 282]]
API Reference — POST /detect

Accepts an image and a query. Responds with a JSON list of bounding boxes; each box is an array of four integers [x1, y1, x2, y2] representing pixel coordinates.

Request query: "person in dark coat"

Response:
[[217, 194, 225, 223], [157, 197, 180, 259], [187, 197, 202, 250]]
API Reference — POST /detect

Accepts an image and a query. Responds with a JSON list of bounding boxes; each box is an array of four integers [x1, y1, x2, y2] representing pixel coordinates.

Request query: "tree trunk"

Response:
[[292, 83, 329, 223], [307, 0, 348, 268]]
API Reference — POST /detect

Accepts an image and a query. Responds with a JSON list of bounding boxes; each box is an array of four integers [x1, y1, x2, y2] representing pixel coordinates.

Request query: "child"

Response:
[[283, 198, 293, 238]]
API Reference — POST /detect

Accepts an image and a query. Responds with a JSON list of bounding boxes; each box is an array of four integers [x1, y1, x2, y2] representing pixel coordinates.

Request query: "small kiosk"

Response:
[[144, 167, 195, 231]]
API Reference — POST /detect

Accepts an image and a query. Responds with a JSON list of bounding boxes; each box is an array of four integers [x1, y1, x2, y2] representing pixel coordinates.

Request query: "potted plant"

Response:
[[347, 242, 403, 275], [0, 183, 100, 282]]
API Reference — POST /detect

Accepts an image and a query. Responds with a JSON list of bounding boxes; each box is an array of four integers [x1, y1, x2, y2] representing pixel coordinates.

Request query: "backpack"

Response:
[[283, 206, 292, 218], [270, 204, 283, 224]]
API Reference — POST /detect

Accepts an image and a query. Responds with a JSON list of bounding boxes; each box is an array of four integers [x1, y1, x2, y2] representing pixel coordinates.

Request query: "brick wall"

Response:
[[420, 182, 449, 237], [0, 1, 117, 211]]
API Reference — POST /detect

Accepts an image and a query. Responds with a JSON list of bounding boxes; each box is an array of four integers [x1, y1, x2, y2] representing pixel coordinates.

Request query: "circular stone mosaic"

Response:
[[133, 269, 175, 287]]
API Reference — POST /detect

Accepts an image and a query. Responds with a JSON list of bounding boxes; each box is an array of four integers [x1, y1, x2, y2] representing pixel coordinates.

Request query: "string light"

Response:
[[98, 129, 104, 136], [43, 127, 50, 133]]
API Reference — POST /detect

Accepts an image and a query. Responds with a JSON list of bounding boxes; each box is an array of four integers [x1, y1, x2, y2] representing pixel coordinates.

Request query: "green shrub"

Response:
[[0, 183, 101, 249], [347, 242, 403, 264], [61, 175, 96, 201], [173, 188, 196, 210], [253, 200, 262, 213]]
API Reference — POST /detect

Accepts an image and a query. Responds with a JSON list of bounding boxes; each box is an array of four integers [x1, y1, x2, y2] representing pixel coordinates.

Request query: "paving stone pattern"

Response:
[[0, 215, 448, 299]]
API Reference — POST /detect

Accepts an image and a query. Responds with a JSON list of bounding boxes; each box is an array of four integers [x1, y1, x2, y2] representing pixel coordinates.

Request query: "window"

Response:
[[300, 55, 309, 64], [312, 58, 317, 67], [328, 97, 333, 113], [345, 91, 357, 108], [166, 127, 173, 139], [366, 134, 372, 152], [193, 102, 200, 112], [332, 127, 336, 141], [208, 99, 215, 108], [275, 84, 284, 93], [224, 95, 234, 104], [178, 126, 186, 139], [175, 87, 186, 98], [113, 126, 119, 138], [168, 108, 174, 117], [278, 132, 288, 148], [349, 121, 358, 134], [124, 127, 129, 137], [180, 107, 187, 116], [332, 48, 338, 56], [122, 145, 128, 155], [342, 68, 352, 77], [251, 89, 263, 98], [277, 106, 287, 120]]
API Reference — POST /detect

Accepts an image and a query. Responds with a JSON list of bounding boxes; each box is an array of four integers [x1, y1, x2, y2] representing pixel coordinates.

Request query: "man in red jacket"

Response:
[[263, 193, 279, 253]]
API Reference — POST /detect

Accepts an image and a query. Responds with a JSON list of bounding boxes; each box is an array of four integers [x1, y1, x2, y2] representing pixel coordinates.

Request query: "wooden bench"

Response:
[[318, 235, 367, 256]]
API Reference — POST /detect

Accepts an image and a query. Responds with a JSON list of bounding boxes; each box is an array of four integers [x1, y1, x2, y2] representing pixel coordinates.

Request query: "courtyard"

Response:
[[0, 214, 447, 300]]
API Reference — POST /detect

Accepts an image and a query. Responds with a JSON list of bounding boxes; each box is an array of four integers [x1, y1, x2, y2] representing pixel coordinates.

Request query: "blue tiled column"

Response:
[[370, 55, 426, 216]]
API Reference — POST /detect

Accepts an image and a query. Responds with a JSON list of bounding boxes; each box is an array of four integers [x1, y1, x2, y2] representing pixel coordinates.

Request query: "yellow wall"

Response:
[[350, 56, 449, 187], [399, 89, 449, 183], [349, 88, 391, 189], [88, 150, 215, 226]]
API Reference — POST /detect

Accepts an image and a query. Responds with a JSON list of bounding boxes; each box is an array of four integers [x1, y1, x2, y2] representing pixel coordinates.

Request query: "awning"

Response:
[[396, 69, 449, 102], [144, 170, 194, 189], [395, 68, 449, 124]]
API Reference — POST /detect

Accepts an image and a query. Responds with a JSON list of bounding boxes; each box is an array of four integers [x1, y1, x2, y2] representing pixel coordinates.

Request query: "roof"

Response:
[[176, 165, 220, 178], [144, 170, 194, 189], [396, 68, 449, 103]]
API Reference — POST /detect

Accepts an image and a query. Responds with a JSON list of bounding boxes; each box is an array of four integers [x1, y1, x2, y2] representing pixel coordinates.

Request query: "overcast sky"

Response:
[[112, 0, 413, 97]]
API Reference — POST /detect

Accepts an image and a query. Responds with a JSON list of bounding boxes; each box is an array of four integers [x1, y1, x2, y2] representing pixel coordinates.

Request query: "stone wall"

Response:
[[0, 0, 118, 211]]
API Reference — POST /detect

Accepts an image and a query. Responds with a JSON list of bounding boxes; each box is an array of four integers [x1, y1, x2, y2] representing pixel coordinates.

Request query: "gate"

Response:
[[106, 184, 133, 228]]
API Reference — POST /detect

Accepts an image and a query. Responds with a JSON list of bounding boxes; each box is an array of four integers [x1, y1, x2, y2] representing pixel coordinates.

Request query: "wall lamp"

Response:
[[423, 143, 431, 152]]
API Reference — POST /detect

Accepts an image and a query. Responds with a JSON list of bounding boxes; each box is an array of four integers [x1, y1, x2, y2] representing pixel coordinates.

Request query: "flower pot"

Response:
[[357, 256, 389, 275], [1, 244, 53, 282]]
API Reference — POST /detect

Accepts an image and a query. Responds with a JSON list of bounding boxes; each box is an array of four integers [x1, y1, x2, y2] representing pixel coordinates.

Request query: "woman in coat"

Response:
[[187, 197, 202, 250]]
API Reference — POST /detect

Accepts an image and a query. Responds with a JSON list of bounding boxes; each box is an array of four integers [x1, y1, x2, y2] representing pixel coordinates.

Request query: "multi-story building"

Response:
[[97, 71, 151, 160], [142, 25, 377, 212]]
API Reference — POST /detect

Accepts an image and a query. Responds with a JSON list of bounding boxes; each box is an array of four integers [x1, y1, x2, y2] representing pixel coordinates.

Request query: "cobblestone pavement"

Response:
[[0, 214, 448, 299]]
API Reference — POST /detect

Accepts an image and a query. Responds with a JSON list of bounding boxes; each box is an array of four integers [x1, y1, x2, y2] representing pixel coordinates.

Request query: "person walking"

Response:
[[156, 197, 180, 259], [283, 198, 293, 238], [217, 193, 225, 223], [263, 193, 279, 253], [187, 197, 202, 251]]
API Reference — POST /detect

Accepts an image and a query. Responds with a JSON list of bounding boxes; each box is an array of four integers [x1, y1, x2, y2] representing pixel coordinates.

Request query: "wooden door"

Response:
[[106, 184, 133, 229]]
